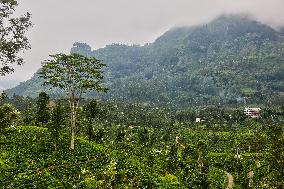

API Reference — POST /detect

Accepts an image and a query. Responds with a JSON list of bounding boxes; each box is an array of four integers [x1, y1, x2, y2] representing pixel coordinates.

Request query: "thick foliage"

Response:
[[0, 103, 19, 132], [0, 0, 32, 75], [6, 14, 284, 108]]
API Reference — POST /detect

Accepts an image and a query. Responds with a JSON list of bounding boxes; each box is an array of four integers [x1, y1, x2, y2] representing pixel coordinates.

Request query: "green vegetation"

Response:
[[6, 15, 284, 108], [0, 0, 32, 76], [39, 53, 108, 150], [1, 13, 284, 188], [0, 103, 19, 132], [36, 92, 50, 125], [1, 94, 284, 188]]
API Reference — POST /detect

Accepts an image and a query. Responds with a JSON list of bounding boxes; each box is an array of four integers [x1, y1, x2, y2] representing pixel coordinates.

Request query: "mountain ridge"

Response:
[[6, 14, 284, 108]]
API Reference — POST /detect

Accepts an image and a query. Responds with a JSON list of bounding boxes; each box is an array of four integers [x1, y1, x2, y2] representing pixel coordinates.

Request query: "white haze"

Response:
[[1, 0, 284, 90]]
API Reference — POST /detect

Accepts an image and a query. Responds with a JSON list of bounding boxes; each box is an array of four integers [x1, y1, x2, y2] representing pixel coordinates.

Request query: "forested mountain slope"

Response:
[[6, 15, 284, 108]]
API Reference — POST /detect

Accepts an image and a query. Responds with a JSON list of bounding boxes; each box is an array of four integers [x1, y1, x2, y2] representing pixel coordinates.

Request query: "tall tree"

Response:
[[35, 92, 50, 125], [39, 53, 108, 150], [0, 91, 8, 105], [265, 123, 284, 188], [0, 0, 32, 76], [0, 103, 19, 133], [83, 100, 101, 142], [49, 101, 66, 150]]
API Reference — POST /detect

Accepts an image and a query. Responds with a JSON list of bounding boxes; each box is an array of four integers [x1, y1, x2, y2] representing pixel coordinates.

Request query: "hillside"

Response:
[[1, 107, 284, 188], [6, 14, 284, 108]]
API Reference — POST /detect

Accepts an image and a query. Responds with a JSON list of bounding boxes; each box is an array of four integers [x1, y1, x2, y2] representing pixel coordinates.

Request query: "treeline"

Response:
[[6, 15, 284, 108], [1, 92, 284, 188], [2, 92, 284, 129]]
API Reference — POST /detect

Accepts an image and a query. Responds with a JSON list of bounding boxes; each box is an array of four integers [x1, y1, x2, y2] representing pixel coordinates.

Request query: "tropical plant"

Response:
[[0, 103, 19, 132], [39, 53, 108, 149], [0, 0, 32, 76], [35, 92, 50, 125]]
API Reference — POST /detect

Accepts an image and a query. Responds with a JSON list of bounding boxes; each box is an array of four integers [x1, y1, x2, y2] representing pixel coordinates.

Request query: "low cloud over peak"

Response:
[[1, 0, 283, 89]]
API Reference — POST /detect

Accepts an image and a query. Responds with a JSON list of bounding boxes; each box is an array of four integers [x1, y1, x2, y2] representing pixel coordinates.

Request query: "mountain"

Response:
[[6, 14, 284, 108]]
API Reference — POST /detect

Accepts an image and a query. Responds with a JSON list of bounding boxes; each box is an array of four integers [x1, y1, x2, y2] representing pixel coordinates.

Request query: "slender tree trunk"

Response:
[[70, 103, 76, 150], [70, 92, 76, 150], [69, 89, 82, 150]]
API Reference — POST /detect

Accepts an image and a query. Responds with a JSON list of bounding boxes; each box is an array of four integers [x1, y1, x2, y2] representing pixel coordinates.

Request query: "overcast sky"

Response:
[[1, 0, 284, 90]]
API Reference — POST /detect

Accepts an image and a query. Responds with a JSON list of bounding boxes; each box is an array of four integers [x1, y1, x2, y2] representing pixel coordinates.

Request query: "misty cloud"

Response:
[[1, 0, 284, 89]]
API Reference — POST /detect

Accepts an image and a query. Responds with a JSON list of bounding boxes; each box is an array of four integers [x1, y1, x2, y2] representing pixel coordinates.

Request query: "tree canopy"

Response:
[[39, 53, 108, 149], [0, 0, 32, 76], [6, 15, 284, 108], [39, 53, 108, 95]]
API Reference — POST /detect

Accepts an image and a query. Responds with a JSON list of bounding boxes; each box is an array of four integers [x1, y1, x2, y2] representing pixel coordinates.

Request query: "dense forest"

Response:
[[1, 93, 284, 188], [1, 12, 284, 188], [6, 15, 284, 108]]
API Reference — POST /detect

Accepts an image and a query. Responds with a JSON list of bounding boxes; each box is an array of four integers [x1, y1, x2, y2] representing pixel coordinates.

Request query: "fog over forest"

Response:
[[1, 1, 284, 188], [1, 0, 284, 90]]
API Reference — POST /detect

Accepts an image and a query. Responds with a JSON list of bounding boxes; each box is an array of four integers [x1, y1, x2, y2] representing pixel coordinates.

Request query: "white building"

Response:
[[196, 118, 201, 123], [244, 107, 261, 118]]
